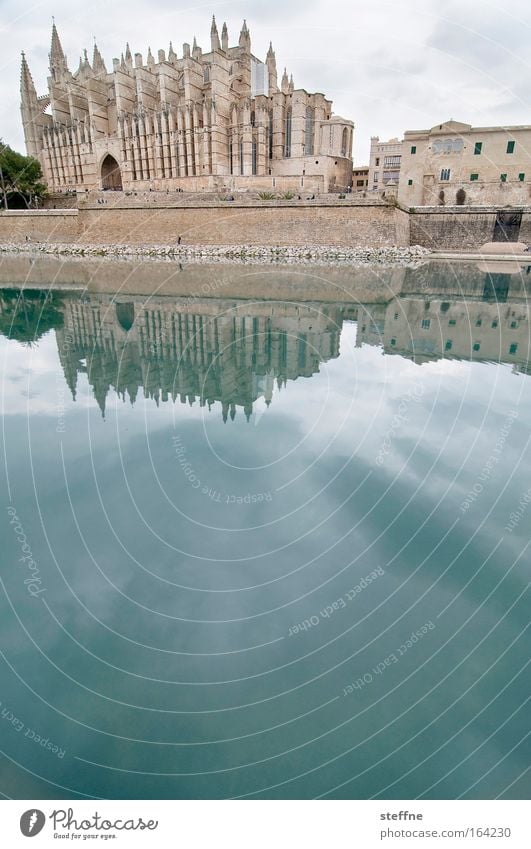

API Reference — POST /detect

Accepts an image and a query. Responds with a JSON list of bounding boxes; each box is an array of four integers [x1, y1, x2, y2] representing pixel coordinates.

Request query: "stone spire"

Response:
[[92, 40, 107, 76], [192, 36, 201, 59], [168, 41, 177, 62], [120, 52, 127, 71], [210, 15, 220, 52], [221, 22, 228, 51], [20, 51, 37, 101], [239, 19, 250, 51], [266, 42, 278, 92], [289, 73, 294, 93], [77, 48, 93, 81], [147, 46, 155, 68], [125, 42, 133, 69], [20, 52, 40, 158], [281, 67, 289, 94], [49, 19, 68, 79]]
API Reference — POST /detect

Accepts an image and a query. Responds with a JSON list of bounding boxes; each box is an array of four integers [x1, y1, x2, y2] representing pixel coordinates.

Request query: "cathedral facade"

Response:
[[20, 18, 354, 194]]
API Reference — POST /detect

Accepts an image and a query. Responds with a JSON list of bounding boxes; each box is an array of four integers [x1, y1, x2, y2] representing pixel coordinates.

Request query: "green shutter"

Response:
[[474, 142, 482, 155], [506, 140, 515, 153]]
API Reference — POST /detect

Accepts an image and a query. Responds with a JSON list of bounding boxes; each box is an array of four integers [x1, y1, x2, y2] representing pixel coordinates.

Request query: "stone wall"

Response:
[[1, 204, 530, 250], [0, 210, 79, 243], [77, 203, 407, 247], [409, 207, 531, 249]]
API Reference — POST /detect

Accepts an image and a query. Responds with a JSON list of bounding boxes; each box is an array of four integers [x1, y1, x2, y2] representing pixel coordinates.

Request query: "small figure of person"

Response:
[[177, 235, 182, 245]]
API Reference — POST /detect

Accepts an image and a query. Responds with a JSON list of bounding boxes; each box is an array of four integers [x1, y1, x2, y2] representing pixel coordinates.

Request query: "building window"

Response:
[[390, 338, 396, 346], [473, 342, 481, 351], [394, 313, 399, 320], [268, 110, 274, 159], [470, 173, 479, 181], [476, 318, 482, 326], [411, 146, 416, 154], [408, 179, 413, 185], [252, 138, 257, 175], [433, 138, 463, 155], [449, 318, 457, 326], [507, 140, 515, 153], [519, 173, 525, 181], [356, 179, 364, 186], [445, 340, 452, 351], [500, 173, 507, 182], [375, 157, 380, 166], [284, 107, 292, 158], [492, 320, 498, 328], [203, 65, 210, 82], [421, 318, 431, 329], [305, 106, 314, 156], [383, 170, 400, 184], [509, 343, 518, 354], [440, 168, 451, 181], [384, 155, 401, 167], [510, 320, 518, 328], [250, 110, 256, 128], [474, 141, 482, 155], [239, 139, 244, 175]]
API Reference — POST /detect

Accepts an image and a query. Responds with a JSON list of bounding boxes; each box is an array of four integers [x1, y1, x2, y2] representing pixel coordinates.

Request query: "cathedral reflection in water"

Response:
[[56, 297, 343, 419], [1, 261, 530, 419]]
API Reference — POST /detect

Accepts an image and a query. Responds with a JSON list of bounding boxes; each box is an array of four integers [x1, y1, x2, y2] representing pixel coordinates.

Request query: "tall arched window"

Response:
[[305, 106, 314, 155], [203, 65, 210, 83], [341, 127, 348, 157], [239, 138, 244, 175], [229, 138, 233, 175], [252, 137, 257, 175], [268, 110, 274, 159], [284, 107, 292, 158]]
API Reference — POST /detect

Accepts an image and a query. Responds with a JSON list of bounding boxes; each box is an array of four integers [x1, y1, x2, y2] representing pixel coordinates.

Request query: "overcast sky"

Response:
[[1, 0, 530, 162]]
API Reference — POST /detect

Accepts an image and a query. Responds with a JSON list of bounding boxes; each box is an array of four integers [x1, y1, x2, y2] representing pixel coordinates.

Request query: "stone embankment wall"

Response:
[[0, 210, 79, 243], [409, 207, 531, 249], [78, 204, 409, 247], [2, 203, 531, 249], [0, 203, 410, 248]]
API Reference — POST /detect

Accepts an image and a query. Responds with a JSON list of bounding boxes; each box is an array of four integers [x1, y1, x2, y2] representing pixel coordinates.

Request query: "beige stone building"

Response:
[[352, 165, 369, 191], [398, 120, 531, 207], [368, 137, 402, 192], [20, 18, 354, 194]]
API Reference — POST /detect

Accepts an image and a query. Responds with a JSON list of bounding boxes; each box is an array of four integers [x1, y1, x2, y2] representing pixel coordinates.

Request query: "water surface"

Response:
[[0, 259, 529, 799]]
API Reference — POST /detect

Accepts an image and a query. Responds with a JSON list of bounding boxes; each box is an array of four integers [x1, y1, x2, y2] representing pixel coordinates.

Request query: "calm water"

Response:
[[0, 259, 529, 800]]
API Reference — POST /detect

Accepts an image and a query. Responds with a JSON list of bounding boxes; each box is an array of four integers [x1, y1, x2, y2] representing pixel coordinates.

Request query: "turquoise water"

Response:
[[0, 260, 529, 799]]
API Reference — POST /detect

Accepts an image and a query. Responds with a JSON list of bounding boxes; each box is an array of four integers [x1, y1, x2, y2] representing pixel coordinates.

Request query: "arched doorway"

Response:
[[101, 154, 122, 190]]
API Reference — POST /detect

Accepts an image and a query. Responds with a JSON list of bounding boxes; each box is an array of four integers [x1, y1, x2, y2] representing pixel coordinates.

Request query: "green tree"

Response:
[[0, 289, 64, 344], [0, 141, 46, 209]]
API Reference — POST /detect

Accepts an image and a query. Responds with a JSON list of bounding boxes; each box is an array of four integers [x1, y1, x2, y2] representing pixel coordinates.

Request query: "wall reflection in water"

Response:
[[0, 261, 530, 420]]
